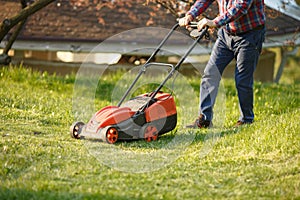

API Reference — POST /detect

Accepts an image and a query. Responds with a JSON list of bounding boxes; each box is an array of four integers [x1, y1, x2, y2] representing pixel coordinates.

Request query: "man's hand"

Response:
[[178, 15, 193, 27], [197, 18, 217, 31]]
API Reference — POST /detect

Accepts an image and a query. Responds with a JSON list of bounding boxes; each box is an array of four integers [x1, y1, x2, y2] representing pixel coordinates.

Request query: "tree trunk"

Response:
[[0, 0, 55, 43], [3, 20, 27, 55]]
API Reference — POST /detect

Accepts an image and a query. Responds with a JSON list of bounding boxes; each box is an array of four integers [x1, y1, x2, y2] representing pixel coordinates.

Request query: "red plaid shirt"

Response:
[[187, 0, 265, 34]]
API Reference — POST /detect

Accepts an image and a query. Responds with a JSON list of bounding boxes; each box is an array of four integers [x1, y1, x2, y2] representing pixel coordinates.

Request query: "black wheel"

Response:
[[0, 54, 11, 65], [140, 124, 158, 142], [5, 56, 11, 65], [70, 122, 85, 139]]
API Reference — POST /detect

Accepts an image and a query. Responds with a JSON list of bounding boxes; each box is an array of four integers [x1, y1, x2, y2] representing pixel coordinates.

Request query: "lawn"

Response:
[[0, 64, 299, 200]]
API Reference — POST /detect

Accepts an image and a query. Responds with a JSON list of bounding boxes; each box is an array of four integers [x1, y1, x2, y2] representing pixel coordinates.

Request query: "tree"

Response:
[[0, 0, 55, 64]]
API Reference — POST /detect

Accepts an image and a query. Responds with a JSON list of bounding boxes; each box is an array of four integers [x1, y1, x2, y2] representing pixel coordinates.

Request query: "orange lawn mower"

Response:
[[70, 23, 208, 144]]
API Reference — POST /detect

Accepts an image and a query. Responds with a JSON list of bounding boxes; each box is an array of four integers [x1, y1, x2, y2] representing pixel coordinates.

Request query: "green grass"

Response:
[[0, 65, 299, 200]]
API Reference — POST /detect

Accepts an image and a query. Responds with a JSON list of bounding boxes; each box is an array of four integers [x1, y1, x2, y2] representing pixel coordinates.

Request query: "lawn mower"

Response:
[[70, 23, 208, 144]]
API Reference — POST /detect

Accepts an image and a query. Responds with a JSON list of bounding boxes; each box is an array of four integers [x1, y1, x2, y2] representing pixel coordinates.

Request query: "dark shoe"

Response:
[[185, 114, 212, 129], [234, 120, 252, 127]]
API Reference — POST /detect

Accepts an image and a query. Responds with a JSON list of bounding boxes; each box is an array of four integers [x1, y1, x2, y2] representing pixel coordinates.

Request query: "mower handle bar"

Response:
[[117, 23, 209, 107], [187, 21, 199, 28], [147, 25, 209, 101]]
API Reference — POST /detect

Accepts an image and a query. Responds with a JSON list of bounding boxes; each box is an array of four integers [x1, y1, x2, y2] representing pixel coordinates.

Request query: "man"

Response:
[[179, 0, 266, 128]]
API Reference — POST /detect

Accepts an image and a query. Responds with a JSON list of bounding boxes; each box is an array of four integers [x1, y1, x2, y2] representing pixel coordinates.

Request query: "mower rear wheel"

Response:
[[70, 121, 85, 139], [142, 124, 158, 142], [105, 127, 119, 144]]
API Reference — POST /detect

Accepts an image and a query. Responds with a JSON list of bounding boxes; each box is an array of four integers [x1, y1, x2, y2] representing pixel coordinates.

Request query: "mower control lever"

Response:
[[190, 26, 210, 39]]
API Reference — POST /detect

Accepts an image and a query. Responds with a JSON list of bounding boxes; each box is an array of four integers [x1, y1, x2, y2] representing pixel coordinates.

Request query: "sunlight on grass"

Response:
[[0, 65, 299, 199]]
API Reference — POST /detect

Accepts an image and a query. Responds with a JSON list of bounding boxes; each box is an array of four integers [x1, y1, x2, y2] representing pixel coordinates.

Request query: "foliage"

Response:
[[0, 65, 299, 199], [67, 0, 195, 26]]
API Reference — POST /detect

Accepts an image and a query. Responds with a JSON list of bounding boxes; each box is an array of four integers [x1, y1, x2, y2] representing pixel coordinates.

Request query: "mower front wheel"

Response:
[[70, 121, 85, 139], [102, 126, 119, 144]]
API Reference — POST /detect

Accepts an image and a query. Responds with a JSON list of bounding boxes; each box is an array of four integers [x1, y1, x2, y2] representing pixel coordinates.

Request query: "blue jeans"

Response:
[[199, 27, 265, 123]]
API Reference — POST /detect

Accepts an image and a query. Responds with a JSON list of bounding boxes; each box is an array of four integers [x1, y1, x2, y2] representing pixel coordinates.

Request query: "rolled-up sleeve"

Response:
[[213, 0, 254, 27], [186, 0, 215, 20]]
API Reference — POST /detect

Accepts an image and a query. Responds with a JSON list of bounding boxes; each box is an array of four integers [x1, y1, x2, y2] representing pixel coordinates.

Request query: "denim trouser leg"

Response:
[[234, 29, 265, 123], [199, 28, 265, 122], [199, 29, 234, 120]]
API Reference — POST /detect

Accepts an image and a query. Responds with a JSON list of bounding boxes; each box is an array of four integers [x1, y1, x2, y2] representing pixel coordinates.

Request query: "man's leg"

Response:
[[234, 29, 265, 123], [199, 29, 234, 121]]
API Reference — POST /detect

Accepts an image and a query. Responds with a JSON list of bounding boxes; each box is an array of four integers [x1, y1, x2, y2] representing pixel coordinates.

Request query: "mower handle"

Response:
[[117, 23, 209, 107], [176, 18, 199, 29], [188, 21, 199, 28], [146, 25, 209, 101], [117, 23, 180, 107]]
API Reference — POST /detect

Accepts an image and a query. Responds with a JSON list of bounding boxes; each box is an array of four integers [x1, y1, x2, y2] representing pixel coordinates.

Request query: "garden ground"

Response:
[[0, 63, 299, 199]]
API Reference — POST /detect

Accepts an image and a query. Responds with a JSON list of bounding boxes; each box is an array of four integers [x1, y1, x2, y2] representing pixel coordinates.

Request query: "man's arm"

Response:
[[186, 0, 215, 20], [178, 0, 214, 27], [213, 0, 254, 28]]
